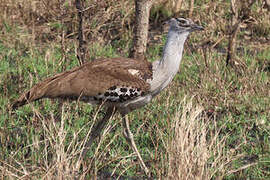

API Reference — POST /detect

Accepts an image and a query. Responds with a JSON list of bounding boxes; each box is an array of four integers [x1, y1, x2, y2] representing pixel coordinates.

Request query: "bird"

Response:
[[11, 18, 203, 176]]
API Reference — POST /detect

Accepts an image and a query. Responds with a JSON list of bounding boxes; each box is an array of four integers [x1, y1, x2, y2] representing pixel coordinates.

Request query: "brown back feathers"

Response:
[[12, 57, 152, 109]]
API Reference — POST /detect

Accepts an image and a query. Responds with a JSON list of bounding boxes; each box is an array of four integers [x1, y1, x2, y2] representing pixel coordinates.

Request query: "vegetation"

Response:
[[0, 0, 269, 179]]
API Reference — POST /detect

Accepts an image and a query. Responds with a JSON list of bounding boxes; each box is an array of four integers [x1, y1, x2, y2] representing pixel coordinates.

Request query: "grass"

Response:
[[1, 0, 270, 179], [167, 99, 242, 179]]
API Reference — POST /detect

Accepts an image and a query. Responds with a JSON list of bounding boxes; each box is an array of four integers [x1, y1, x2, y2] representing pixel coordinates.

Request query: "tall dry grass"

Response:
[[0, 104, 121, 179], [167, 98, 245, 180]]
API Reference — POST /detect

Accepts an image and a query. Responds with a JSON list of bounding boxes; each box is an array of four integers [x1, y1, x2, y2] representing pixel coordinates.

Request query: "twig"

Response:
[[228, 162, 257, 174], [226, 0, 240, 66], [76, 0, 86, 65]]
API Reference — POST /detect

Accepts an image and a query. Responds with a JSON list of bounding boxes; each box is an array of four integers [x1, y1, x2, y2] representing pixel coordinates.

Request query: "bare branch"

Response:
[[226, 0, 256, 66], [76, 0, 86, 65]]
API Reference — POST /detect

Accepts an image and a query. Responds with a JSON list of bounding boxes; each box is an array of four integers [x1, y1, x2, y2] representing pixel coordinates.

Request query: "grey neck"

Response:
[[150, 29, 189, 97]]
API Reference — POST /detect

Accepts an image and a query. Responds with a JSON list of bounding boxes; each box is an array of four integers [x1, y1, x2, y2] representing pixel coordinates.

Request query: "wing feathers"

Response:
[[12, 57, 152, 109]]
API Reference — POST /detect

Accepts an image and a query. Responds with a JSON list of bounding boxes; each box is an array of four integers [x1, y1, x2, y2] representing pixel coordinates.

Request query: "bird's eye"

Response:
[[177, 19, 187, 24]]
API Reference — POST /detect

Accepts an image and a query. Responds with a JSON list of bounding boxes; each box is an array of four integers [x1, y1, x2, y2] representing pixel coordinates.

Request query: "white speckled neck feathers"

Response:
[[149, 29, 189, 97]]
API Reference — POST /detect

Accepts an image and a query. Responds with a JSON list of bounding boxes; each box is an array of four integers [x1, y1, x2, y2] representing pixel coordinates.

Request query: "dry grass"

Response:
[[0, 104, 122, 179], [167, 98, 245, 180], [0, 99, 247, 179], [0, 0, 135, 46]]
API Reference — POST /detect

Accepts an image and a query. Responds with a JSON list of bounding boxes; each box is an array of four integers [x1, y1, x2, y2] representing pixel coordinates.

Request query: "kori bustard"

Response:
[[12, 18, 203, 176]]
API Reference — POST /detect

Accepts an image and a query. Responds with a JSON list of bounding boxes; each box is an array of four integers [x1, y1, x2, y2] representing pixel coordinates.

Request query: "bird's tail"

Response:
[[11, 72, 67, 110], [12, 90, 34, 109], [12, 82, 49, 110]]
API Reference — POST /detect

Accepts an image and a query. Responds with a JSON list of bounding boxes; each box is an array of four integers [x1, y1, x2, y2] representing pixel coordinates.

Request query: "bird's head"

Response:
[[168, 18, 204, 33]]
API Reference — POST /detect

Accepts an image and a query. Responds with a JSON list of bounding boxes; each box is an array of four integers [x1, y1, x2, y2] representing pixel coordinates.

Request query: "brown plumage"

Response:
[[12, 57, 152, 109]]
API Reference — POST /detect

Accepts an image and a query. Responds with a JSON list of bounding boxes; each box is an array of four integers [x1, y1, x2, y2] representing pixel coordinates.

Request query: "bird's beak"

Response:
[[191, 23, 204, 31]]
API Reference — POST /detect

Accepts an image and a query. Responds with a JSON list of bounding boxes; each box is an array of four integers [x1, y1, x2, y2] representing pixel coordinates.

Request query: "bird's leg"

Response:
[[122, 115, 150, 177], [81, 107, 115, 157]]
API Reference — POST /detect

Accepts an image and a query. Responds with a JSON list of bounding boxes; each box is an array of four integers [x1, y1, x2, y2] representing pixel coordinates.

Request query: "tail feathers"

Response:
[[12, 90, 31, 110], [11, 87, 44, 110], [11, 70, 75, 110], [11, 76, 59, 110]]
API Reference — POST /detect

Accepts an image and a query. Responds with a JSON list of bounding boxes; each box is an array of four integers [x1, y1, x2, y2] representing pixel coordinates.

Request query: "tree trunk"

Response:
[[129, 0, 154, 61], [174, 0, 183, 14]]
